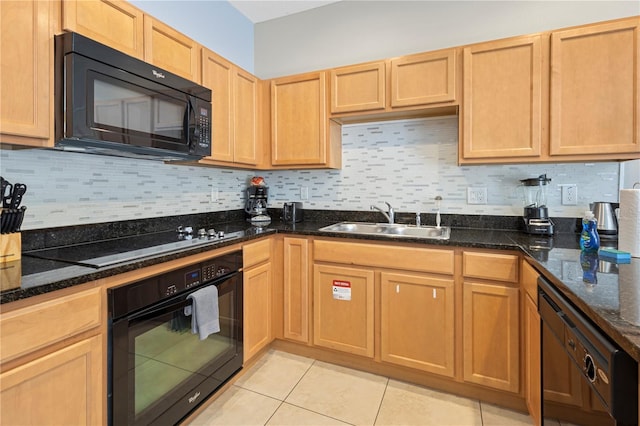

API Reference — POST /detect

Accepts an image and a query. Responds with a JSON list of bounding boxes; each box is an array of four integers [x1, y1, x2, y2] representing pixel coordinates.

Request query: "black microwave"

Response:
[[54, 32, 211, 161]]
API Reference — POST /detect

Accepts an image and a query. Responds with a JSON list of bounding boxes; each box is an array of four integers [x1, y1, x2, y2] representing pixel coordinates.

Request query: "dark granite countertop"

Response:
[[3, 212, 639, 364]]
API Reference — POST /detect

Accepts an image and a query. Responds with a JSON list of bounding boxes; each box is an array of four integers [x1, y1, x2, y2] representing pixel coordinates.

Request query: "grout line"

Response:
[[372, 377, 390, 425]]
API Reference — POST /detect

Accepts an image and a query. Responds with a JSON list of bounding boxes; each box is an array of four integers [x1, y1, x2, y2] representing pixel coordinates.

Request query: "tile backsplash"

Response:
[[1, 116, 620, 230]]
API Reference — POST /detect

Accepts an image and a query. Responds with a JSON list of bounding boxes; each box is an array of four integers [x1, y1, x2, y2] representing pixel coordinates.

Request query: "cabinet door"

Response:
[[233, 68, 259, 165], [1, 335, 103, 425], [143, 15, 200, 82], [202, 49, 234, 163], [62, 0, 144, 59], [243, 262, 272, 362], [463, 282, 520, 393], [524, 293, 541, 426], [550, 18, 640, 156], [381, 272, 454, 377], [461, 35, 544, 160], [283, 237, 310, 343], [271, 72, 327, 165], [0, 0, 52, 146], [313, 264, 374, 357], [330, 62, 385, 114], [391, 49, 457, 107]]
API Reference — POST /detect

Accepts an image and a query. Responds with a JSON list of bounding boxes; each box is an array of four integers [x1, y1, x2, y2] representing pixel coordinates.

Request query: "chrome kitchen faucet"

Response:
[[370, 202, 395, 224]]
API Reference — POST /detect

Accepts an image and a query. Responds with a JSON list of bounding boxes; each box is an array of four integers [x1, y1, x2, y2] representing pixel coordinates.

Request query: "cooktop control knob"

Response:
[[218, 230, 225, 238], [197, 228, 207, 238], [207, 229, 217, 238]]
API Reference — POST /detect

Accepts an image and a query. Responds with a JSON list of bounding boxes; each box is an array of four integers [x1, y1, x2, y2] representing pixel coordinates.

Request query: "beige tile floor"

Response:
[[188, 349, 534, 426]]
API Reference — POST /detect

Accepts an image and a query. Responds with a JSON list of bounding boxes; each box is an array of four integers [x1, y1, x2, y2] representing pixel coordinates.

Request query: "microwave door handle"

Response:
[[184, 97, 195, 148]]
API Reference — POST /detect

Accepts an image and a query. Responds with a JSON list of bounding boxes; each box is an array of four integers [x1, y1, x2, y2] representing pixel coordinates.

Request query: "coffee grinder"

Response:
[[519, 174, 554, 235], [245, 176, 271, 224]]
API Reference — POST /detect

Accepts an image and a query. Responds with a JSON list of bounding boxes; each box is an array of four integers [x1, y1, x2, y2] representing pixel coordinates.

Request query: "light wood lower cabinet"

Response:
[[0, 286, 103, 425], [283, 237, 310, 343], [463, 281, 520, 393], [522, 261, 541, 425], [380, 272, 455, 377], [313, 264, 375, 357], [1, 335, 103, 426], [462, 249, 520, 393], [243, 239, 273, 362]]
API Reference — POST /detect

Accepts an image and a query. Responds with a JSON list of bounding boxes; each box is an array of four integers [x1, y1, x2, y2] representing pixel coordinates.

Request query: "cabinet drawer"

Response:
[[463, 251, 519, 283], [314, 240, 454, 275], [243, 238, 271, 269], [0, 288, 101, 363], [521, 261, 540, 303]]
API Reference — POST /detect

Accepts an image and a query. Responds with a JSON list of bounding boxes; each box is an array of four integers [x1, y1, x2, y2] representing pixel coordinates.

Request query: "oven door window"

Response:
[[121, 283, 239, 425]]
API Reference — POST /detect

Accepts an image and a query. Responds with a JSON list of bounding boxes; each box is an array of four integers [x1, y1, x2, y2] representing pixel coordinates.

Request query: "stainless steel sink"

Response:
[[319, 222, 451, 240]]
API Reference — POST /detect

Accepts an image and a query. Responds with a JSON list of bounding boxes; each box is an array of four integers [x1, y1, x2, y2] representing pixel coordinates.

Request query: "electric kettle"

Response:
[[590, 202, 618, 236]]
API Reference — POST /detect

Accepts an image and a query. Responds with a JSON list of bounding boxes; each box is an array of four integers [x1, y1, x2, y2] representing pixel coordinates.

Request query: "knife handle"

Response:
[[10, 184, 26, 209]]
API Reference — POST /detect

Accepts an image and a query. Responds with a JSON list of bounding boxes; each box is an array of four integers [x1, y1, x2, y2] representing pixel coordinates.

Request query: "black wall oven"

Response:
[[55, 32, 211, 161], [539, 277, 637, 426], [108, 251, 243, 425]]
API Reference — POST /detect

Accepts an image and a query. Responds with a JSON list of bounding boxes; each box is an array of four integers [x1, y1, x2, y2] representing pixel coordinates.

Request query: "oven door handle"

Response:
[[124, 272, 238, 323]]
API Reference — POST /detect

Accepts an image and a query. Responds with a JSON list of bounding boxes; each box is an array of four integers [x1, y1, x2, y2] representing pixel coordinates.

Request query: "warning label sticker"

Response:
[[332, 280, 351, 301]]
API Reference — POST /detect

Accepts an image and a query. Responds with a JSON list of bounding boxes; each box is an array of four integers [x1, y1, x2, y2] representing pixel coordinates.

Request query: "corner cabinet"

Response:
[[201, 48, 259, 167], [550, 17, 640, 158], [460, 35, 545, 163], [0, 0, 55, 147], [521, 261, 541, 426], [271, 72, 341, 168], [462, 251, 520, 393], [243, 239, 273, 362], [62, 0, 144, 59]]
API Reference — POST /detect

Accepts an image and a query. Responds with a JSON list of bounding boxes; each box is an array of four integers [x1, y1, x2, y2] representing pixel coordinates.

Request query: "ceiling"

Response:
[[228, 0, 342, 23]]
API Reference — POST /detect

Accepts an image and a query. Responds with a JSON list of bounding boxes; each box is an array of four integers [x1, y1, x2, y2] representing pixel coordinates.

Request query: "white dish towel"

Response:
[[186, 285, 220, 340]]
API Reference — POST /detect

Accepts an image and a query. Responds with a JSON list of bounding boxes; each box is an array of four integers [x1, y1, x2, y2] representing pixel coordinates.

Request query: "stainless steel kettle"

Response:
[[590, 202, 618, 236]]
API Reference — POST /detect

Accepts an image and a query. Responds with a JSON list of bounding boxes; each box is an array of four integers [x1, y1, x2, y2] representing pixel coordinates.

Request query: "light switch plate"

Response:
[[300, 186, 309, 200], [467, 187, 487, 205]]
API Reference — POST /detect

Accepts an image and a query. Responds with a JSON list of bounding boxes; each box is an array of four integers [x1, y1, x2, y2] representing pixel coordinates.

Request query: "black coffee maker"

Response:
[[245, 177, 270, 224]]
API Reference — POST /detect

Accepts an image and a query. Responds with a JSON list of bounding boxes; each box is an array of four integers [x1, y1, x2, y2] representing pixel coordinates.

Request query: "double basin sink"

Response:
[[319, 222, 451, 240]]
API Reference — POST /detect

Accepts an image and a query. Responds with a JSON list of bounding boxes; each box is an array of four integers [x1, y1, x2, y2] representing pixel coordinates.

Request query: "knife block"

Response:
[[0, 232, 21, 262]]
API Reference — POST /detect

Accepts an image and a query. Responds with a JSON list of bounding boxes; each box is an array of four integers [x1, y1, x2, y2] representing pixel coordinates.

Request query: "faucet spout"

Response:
[[370, 202, 395, 224]]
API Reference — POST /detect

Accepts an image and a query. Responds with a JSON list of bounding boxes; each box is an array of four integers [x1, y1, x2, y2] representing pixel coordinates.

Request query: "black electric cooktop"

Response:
[[24, 228, 244, 268]]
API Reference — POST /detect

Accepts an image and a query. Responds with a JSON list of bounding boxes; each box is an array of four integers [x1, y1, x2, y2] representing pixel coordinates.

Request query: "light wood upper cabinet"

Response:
[[330, 62, 386, 114], [201, 48, 258, 166], [461, 35, 545, 162], [62, 0, 144, 59], [0, 0, 55, 147], [313, 263, 375, 357], [550, 17, 640, 157], [143, 15, 200, 83], [271, 72, 341, 168], [381, 272, 455, 377], [390, 49, 457, 108]]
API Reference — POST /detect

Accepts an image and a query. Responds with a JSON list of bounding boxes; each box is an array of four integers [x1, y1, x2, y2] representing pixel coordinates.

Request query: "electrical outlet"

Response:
[[300, 186, 309, 200], [467, 187, 487, 205], [210, 187, 218, 202], [561, 184, 577, 205]]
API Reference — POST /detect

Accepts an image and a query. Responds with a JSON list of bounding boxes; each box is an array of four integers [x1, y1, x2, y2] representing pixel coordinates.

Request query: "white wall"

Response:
[[255, 1, 639, 78], [130, 0, 255, 72]]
